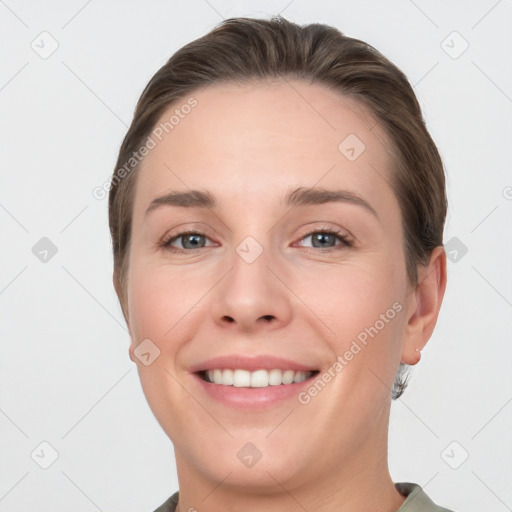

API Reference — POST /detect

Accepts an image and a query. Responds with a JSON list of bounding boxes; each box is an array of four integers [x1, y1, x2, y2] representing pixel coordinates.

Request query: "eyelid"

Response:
[[160, 225, 217, 251], [295, 223, 352, 240], [160, 223, 354, 253], [292, 225, 354, 249]]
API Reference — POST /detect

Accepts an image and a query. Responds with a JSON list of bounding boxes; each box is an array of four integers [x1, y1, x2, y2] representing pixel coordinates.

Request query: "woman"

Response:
[[108, 15, 451, 512]]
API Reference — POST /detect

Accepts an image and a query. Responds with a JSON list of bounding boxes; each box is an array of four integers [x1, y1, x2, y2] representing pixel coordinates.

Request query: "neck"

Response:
[[173, 416, 406, 512]]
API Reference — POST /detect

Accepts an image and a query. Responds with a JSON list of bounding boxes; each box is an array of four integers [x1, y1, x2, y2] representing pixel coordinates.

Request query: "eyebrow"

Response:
[[145, 187, 378, 218]]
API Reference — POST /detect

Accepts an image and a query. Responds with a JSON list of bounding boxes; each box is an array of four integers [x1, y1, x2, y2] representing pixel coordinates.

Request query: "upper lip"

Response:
[[189, 355, 319, 373]]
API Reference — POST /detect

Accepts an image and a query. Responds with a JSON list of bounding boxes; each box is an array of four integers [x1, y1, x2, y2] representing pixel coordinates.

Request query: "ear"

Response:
[[401, 246, 447, 365], [128, 343, 136, 363], [113, 271, 135, 363]]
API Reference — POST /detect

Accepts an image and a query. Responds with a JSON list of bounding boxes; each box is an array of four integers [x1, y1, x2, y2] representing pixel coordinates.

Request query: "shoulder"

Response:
[[396, 482, 456, 511], [152, 491, 179, 512]]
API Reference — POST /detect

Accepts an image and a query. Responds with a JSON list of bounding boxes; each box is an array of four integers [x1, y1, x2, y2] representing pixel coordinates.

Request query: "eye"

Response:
[[296, 228, 353, 251], [160, 227, 352, 254], [161, 231, 216, 252]]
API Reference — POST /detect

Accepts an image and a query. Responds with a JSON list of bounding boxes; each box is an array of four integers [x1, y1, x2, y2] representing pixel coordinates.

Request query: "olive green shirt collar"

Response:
[[154, 482, 455, 511]]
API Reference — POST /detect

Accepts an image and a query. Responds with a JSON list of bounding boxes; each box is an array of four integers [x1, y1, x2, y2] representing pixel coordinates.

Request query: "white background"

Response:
[[1, 1, 511, 511]]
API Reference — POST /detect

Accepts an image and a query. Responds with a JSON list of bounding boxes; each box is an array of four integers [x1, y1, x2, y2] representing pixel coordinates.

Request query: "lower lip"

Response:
[[192, 373, 317, 409]]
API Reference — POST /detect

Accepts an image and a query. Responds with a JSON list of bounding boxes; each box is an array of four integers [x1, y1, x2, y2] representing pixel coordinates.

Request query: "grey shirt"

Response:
[[153, 482, 455, 511]]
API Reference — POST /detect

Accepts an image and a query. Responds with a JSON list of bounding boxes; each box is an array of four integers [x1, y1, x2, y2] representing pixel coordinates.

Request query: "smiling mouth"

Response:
[[198, 369, 320, 387]]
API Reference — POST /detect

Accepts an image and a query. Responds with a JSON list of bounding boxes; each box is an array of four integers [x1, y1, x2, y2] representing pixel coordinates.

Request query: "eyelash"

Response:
[[159, 227, 353, 254]]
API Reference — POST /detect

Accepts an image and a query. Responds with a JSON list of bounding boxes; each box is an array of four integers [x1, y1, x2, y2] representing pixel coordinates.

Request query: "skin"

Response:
[[118, 79, 447, 512]]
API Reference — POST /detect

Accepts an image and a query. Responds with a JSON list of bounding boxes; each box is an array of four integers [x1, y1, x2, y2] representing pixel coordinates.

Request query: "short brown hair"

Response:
[[108, 15, 447, 399]]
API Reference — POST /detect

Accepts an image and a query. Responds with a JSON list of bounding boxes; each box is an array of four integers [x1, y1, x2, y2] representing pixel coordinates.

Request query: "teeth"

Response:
[[221, 369, 234, 385], [282, 370, 295, 384], [268, 369, 282, 385], [293, 371, 307, 383], [233, 369, 251, 387], [204, 369, 314, 387], [250, 369, 268, 388]]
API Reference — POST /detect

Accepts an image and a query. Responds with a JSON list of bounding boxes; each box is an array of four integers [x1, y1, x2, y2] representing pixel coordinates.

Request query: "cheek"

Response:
[[127, 258, 179, 338], [126, 270, 166, 344], [298, 254, 406, 381], [306, 257, 403, 331], [126, 260, 207, 438], [126, 257, 215, 350]]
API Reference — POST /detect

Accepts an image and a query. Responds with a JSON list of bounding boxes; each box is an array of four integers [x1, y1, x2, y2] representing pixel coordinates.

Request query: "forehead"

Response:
[[133, 79, 397, 219]]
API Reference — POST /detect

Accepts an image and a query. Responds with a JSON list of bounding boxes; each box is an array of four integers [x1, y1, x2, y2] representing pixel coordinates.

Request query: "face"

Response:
[[125, 80, 412, 490]]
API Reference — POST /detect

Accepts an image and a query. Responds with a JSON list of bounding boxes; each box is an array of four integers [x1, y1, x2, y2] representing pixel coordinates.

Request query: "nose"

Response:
[[210, 238, 293, 334]]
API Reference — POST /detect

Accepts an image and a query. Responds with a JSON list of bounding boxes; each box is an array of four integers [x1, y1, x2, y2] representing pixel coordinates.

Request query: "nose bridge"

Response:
[[210, 225, 292, 330], [228, 209, 284, 283], [235, 234, 266, 266], [228, 230, 274, 302]]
